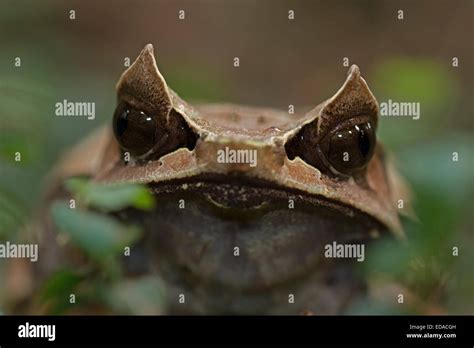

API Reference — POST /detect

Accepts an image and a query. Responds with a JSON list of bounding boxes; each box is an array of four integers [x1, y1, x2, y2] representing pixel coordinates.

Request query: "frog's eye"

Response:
[[113, 102, 156, 156], [316, 121, 376, 175], [285, 65, 379, 177], [113, 44, 198, 161]]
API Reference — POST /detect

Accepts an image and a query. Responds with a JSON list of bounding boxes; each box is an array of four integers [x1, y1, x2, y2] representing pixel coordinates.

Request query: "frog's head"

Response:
[[57, 44, 409, 313]]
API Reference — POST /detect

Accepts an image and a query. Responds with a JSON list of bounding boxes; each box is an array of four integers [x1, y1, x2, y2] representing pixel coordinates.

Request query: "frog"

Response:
[[36, 44, 410, 315]]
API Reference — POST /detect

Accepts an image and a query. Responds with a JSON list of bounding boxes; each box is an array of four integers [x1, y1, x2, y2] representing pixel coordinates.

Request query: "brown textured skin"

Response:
[[41, 44, 411, 314], [54, 45, 405, 235]]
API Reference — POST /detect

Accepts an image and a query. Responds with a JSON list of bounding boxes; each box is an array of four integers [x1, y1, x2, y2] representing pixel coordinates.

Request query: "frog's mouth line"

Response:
[[111, 172, 390, 307], [147, 173, 386, 232]]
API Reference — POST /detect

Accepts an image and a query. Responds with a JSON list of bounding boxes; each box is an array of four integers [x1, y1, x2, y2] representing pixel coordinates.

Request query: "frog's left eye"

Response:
[[285, 65, 379, 177], [113, 102, 157, 156], [285, 118, 376, 176], [112, 101, 198, 161], [317, 121, 376, 175]]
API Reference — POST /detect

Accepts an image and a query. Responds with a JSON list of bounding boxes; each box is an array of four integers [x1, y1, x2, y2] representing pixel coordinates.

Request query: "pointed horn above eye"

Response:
[[346, 64, 360, 79], [315, 64, 379, 138], [116, 43, 172, 117], [326, 65, 378, 115]]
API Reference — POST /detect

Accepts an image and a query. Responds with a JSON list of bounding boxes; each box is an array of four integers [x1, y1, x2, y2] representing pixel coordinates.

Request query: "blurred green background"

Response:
[[0, 0, 472, 314]]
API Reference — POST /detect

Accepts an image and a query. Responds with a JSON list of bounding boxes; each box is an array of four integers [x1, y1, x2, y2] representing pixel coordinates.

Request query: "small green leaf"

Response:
[[64, 178, 155, 212], [64, 177, 89, 195], [38, 269, 83, 314], [51, 202, 142, 260], [39, 269, 82, 301]]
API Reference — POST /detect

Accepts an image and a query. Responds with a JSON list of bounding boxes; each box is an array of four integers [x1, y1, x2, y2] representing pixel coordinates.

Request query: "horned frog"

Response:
[[37, 44, 410, 315]]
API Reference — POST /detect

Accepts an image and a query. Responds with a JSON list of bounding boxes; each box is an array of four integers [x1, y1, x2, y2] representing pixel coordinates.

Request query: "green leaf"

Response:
[[65, 178, 155, 212], [39, 269, 82, 301], [37, 269, 83, 314], [63, 177, 89, 194], [51, 202, 142, 260]]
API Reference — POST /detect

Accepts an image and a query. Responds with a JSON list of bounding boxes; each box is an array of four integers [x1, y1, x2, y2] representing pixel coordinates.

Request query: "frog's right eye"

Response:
[[113, 102, 156, 156]]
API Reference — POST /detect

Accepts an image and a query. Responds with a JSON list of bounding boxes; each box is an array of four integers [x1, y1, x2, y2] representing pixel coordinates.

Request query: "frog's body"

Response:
[[38, 44, 409, 314]]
